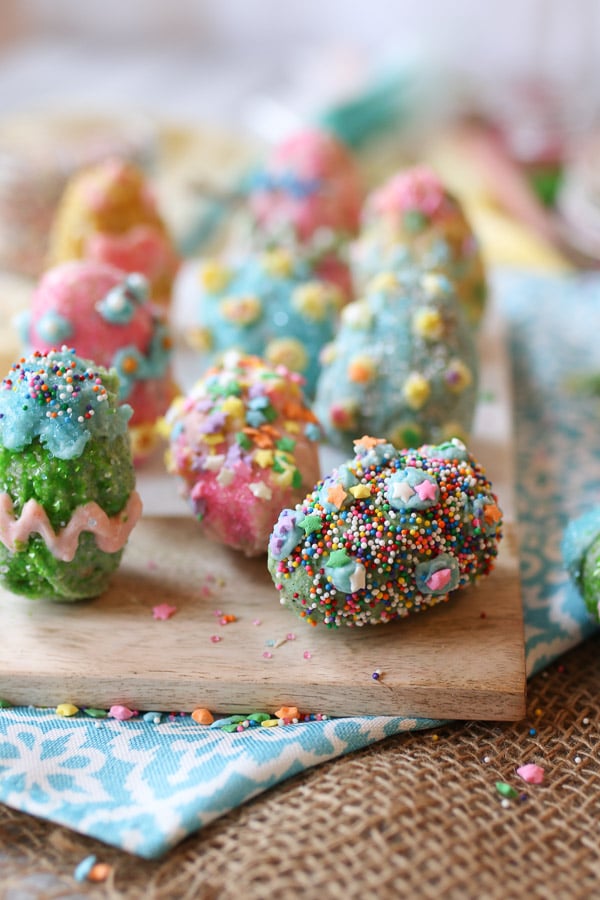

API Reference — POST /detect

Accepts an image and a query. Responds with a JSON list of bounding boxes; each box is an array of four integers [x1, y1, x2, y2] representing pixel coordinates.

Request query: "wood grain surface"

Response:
[[0, 517, 524, 719]]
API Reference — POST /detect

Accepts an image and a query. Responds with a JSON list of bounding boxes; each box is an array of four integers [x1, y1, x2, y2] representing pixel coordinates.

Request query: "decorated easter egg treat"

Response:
[[268, 437, 502, 628], [314, 270, 478, 454], [190, 249, 343, 397], [165, 353, 321, 557], [244, 222, 355, 301], [249, 128, 362, 241], [352, 165, 487, 327], [20, 260, 176, 460], [0, 348, 142, 601], [47, 157, 179, 307], [562, 506, 600, 622], [243, 129, 363, 300]]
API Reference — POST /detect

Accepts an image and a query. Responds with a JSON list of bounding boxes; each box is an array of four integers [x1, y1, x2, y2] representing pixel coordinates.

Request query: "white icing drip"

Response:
[[0, 491, 143, 562]]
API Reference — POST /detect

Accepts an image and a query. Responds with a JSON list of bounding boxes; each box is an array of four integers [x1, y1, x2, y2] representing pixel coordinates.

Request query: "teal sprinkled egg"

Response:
[[314, 271, 478, 454], [351, 165, 487, 328], [189, 250, 343, 397]]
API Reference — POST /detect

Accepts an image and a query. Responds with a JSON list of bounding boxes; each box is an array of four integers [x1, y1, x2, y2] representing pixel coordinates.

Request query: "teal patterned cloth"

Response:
[[0, 270, 598, 858], [502, 270, 600, 673]]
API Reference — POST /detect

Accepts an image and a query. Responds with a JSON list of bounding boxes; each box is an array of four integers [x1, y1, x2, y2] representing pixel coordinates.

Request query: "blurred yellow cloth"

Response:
[[424, 129, 571, 274], [461, 204, 570, 273]]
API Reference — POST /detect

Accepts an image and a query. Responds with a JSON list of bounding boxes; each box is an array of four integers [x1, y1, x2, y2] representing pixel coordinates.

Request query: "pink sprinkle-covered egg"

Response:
[[165, 353, 322, 556], [21, 259, 176, 460]]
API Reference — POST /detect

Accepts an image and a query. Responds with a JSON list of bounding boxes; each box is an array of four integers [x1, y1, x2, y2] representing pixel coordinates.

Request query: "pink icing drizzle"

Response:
[[0, 491, 143, 562]]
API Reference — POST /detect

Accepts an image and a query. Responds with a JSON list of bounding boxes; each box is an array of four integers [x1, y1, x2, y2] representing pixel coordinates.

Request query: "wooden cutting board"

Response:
[[0, 517, 523, 719], [0, 299, 526, 720]]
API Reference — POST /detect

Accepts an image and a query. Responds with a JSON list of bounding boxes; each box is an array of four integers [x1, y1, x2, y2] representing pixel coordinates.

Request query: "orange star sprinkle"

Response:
[[262, 424, 281, 440], [275, 706, 299, 720], [327, 482, 348, 509], [483, 503, 502, 525], [353, 435, 386, 450], [242, 426, 274, 449]]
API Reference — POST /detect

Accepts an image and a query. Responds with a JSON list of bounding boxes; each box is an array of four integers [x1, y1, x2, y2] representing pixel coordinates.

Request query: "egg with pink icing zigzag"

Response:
[[0, 348, 142, 601]]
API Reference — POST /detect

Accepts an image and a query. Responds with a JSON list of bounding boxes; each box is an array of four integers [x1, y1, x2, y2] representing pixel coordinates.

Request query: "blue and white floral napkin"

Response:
[[0, 270, 598, 858]]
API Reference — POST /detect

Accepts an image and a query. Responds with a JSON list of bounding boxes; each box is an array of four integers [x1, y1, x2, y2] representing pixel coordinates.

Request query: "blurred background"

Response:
[[1, 0, 599, 486], [1, 0, 600, 282], [2, 0, 600, 135]]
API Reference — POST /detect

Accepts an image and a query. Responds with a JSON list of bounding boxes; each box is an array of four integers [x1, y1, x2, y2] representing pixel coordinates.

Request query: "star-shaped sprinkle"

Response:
[[221, 396, 245, 419], [246, 410, 267, 428], [217, 467, 234, 486], [353, 435, 386, 450], [203, 432, 225, 446], [203, 454, 226, 471], [249, 481, 272, 500], [426, 568, 452, 592], [327, 482, 348, 509], [349, 484, 371, 499], [236, 431, 252, 450], [484, 503, 502, 525], [222, 380, 242, 396], [153, 603, 178, 620], [349, 563, 366, 592], [327, 548, 352, 568], [199, 410, 227, 434], [391, 480, 415, 503], [413, 479, 439, 502], [248, 394, 270, 410], [278, 510, 296, 530], [254, 449, 274, 468], [276, 436, 296, 452], [300, 515, 322, 535]]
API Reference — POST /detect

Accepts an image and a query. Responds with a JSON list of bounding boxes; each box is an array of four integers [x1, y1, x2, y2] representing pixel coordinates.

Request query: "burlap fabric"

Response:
[[1, 633, 598, 899]]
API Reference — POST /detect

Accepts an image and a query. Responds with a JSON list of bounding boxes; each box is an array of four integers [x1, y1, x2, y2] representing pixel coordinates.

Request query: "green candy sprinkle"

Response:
[[83, 708, 108, 718], [327, 548, 352, 568], [262, 403, 277, 423], [276, 437, 296, 452], [495, 781, 519, 799], [300, 515, 322, 535], [236, 431, 252, 450], [403, 209, 428, 233]]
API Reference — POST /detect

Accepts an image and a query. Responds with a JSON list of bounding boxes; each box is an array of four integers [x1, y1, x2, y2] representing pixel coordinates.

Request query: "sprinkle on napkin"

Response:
[[109, 705, 137, 720]]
